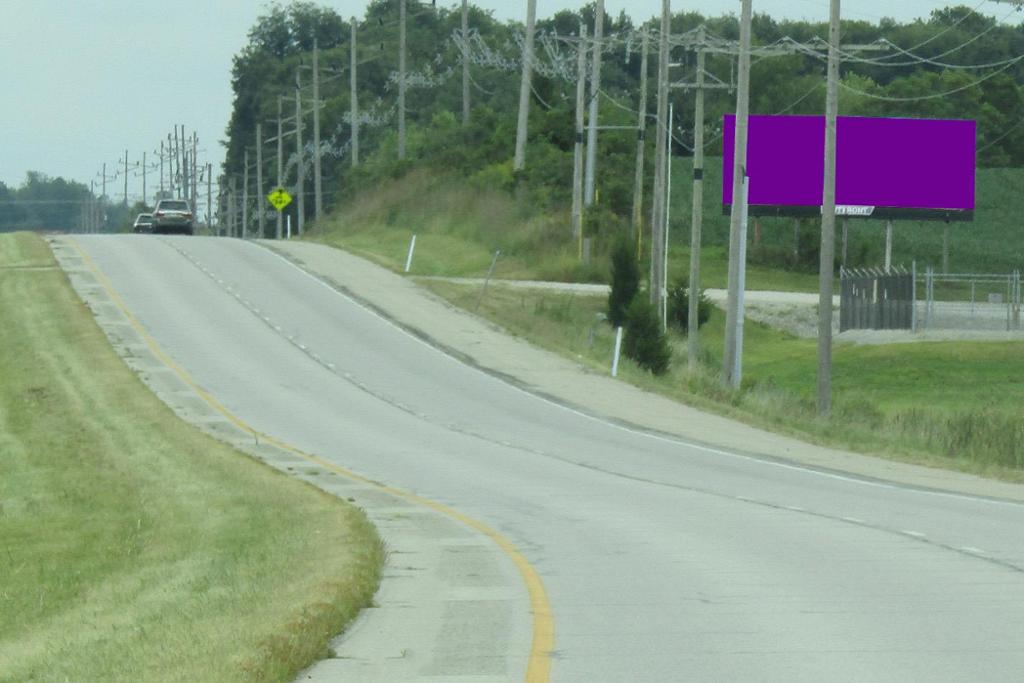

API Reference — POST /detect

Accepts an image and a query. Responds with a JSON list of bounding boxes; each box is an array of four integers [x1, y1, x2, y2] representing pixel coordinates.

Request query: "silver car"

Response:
[[132, 213, 153, 233], [152, 199, 193, 235]]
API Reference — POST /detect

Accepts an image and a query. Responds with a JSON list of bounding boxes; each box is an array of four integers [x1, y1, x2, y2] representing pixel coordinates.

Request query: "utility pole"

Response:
[[351, 17, 360, 166], [398, 0, 407, 160], [723, 0, 752, 389], [122, 149, 129, 206], [462, 0, 470, 125], [885, 220, 893, 271], [650, 0, 670, 307], [277, 96, 284, 239], [256, 123, 265, 238], [229, 177, 237, 238], [584, 0, 604, 206], [172, 131, 179, 196], [159, 140, 165, 196], [571, 24, 589, 243], [207, 163, 212, 235], [513, 0, 537, 171], [818, 0, 841, 416], [632, 31, 649, 253], [312, 39, 323, 219], [688, 27, 707, 371], [295, 71, 305, 236], [141, 151, 147, 206], [192, 132, 198, 216], [242, 149, 249, 239]]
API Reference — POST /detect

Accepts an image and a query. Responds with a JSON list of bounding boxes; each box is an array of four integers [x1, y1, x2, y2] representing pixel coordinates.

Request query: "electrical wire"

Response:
[[837, 53, 1024, 102]]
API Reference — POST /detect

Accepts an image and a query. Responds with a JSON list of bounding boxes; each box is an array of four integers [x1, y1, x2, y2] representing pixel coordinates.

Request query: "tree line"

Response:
[[223, 1, 1024, 230]]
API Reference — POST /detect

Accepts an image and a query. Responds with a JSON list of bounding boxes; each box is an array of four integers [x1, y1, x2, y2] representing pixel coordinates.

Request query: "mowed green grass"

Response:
[[0, 232, 384, 681], [424, 280, 1024, 478]]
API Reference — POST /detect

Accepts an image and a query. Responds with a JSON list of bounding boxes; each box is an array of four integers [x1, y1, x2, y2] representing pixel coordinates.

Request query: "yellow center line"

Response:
[[65, 237, 554, 682]]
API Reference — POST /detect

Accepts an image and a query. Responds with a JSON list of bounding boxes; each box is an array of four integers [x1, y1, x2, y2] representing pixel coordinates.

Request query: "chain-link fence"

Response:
[[917, 268, 1022, 331]]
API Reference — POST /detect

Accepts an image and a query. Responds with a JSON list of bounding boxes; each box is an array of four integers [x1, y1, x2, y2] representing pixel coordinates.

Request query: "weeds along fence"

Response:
[[917, 268, 1022, 331]]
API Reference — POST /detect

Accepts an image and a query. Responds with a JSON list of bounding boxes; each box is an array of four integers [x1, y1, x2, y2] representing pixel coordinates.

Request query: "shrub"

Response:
[[623, 296, 672, 375], [667, 276, 713, 334], [607, 237, 640, 327]]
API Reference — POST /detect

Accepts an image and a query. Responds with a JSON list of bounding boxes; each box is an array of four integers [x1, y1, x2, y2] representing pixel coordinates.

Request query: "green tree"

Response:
[[607, 237, 639, 327], [624, 296, 672, 376]]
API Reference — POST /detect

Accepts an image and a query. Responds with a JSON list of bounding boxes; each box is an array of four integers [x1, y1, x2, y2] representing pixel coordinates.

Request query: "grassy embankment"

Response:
[[310, 164, 1024, 479], [311, 160, 1024, 290], [423, 281, 1024, 479], [0, 233, 383, 681]]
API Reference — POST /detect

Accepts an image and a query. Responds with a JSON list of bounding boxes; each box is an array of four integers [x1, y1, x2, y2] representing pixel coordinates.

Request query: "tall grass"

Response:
[[311, 169, 610, 282]]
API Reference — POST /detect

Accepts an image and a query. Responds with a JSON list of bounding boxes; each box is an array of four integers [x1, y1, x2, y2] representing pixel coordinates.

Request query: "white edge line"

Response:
[[250, 241, 1023, 510]]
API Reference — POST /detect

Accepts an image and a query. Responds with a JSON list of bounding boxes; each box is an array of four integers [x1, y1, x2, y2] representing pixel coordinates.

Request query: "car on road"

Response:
[[152, 199, 193, 235], [132, 213, 153, 233]]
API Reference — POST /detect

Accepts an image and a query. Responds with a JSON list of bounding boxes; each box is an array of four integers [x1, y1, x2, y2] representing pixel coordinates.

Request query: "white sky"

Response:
[[1, 1, 1011, 200]]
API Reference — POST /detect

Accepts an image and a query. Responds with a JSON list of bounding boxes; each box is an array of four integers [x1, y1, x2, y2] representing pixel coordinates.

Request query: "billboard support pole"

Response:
[[885, 220, 893, 272], [942, 224, 950, 273], [817, 0, 841, 417], [723, 0, 752, 389]]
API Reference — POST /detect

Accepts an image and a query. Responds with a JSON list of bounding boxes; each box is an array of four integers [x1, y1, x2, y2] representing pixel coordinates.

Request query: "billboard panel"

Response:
[[722, 114, 976, 221]]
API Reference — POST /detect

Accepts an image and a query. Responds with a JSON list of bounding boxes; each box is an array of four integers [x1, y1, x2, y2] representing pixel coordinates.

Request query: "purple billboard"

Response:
[[722, 114, 976, 221]]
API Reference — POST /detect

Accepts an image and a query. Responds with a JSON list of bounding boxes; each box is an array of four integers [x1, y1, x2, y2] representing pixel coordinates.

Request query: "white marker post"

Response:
[[611, 326, 624, 377], [286, 215, 292, 240], [405, 234, 417, 273]]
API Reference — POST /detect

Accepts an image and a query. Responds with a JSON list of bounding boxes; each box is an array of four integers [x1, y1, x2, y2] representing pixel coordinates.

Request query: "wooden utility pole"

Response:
[[242, 149, 249, 239], [122, 149, 129, 205], [141, 151, 147, 206], [312, 39, 323, 219], [571, 24, 588, 243], [818, 0, 841, 416], [462, 0, 470, 125], [398, 0, 407, 160], [650, 0, 670, 307], [207, 163, 212, 235], [723, 0, 752, 389], [351, 18, 360, 166], [295, 71, 305, 236], [256, 123, 265, 237], [513, 0, 537, 171], [159, 140, 165, 196], [584, 0, 604, 207], [229, 176, 237, 238], [631, 32, 649, 254], [276, 96, 284, 239], [191, 132, 198, 216], [173, 130, 180, 196], [688, 28, 707, 371]]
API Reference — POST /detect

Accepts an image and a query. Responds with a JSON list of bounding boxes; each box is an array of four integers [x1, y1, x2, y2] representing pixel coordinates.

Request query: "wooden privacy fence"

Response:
[[840, 266, 915, 332]]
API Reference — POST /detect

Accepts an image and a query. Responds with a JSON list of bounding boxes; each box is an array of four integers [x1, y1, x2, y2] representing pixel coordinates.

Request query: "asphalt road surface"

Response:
[[71, 235, 1024, 682]]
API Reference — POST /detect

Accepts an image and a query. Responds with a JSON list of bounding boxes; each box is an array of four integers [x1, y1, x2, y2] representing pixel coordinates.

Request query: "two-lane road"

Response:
[[68, 235, 1024, 681]]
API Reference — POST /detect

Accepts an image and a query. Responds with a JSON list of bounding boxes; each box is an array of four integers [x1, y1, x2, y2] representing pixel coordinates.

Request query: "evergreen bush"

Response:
[[624, 296, 672, 376], [607, 237, 639, 328]]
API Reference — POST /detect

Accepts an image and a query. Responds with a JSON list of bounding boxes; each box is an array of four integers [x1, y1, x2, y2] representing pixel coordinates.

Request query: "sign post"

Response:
[[266, 187, 293, 239]]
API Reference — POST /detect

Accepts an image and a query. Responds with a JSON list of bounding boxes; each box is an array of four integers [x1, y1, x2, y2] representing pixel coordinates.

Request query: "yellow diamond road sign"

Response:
[[267, 187, 292, 211]]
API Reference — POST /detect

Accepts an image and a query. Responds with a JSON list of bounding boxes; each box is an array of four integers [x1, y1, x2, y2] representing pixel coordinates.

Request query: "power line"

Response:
[[838, 53, 1024, 101]]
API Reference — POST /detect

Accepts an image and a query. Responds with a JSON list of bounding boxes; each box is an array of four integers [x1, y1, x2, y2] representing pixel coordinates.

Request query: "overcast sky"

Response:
[[1, 1, 1011, 201]]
